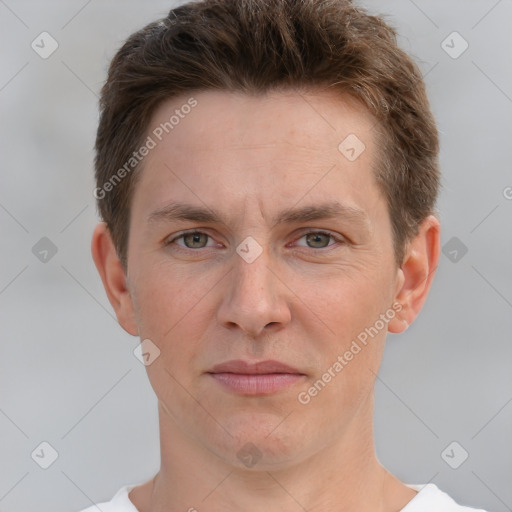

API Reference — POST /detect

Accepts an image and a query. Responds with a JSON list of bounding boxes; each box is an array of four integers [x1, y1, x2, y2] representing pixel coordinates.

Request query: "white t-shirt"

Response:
[[77, 482, 489, 512]]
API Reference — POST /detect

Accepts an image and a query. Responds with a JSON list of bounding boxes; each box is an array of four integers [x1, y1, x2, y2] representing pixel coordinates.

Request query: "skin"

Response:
[[92, 89, 440, 512]]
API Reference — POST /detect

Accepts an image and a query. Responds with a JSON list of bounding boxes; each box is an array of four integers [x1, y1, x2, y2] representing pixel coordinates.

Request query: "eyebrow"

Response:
[[147, 200, 369, 230]]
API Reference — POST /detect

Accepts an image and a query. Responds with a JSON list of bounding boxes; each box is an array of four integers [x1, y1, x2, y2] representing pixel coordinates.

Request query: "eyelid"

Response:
[[289, 229, 347, 252], [166, 229, 219, 247], [291, 229, 345, 247]]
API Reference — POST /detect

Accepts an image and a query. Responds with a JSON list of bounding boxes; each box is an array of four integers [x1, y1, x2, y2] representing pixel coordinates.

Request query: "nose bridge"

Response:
[[232, 243, 275, 309], [217, 240, 290, 336]]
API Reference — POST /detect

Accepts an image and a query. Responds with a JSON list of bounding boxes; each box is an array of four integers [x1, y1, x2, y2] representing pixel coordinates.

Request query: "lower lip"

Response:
[[209, 373, 304, 394]]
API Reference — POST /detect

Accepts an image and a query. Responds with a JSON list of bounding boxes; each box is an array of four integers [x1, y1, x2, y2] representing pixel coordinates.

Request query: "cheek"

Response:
[[130, 267, 197, 349], [301, 267, 392, 386], [300, 282, 388, 417], [308, 265, 391, 333], [131, 271, 209, 404]]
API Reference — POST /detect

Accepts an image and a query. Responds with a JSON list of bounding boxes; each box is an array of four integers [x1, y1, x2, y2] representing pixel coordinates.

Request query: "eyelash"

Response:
[[165, 229, 345, 252]]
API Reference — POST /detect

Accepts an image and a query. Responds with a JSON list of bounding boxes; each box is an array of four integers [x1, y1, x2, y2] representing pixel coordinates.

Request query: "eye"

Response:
[[294, 231, 344, 249], [167, 231, 215, 249], [165, 229, 345, 252]]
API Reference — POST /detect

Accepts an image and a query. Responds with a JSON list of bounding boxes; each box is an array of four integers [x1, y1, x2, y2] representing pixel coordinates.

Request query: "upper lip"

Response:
[[209, 359, 303, 375]]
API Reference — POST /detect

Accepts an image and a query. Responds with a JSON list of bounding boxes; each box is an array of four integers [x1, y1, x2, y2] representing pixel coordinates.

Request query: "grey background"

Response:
[[1, 1, 511, 511]]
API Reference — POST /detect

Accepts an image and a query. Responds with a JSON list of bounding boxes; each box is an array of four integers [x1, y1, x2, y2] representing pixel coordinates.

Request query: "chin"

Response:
[[204, 412, 308, 469]]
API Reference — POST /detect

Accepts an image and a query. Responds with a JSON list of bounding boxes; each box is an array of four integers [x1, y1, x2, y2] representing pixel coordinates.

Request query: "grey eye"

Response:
[[181, 232, 209, 248], [303, 232, 333, 248]]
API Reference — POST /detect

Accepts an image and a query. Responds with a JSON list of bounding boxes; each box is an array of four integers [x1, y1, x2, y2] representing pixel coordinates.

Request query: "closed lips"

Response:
[[209, 359, 304, 375]]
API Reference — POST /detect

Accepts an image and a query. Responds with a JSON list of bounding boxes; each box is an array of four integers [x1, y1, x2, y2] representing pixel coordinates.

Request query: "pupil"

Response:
[[308, 233, 328, 248], [186, 233, 205, 248]]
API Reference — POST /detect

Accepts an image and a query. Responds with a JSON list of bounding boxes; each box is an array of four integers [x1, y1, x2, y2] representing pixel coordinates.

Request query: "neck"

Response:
[[132, 395, 417, 512]]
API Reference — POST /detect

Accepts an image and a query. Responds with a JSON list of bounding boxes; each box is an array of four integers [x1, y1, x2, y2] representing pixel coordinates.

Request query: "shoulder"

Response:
[[75, 484, 140, 512], [403, 483, 490, 512]]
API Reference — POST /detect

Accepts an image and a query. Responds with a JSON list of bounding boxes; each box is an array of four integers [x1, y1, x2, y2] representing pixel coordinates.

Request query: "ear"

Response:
[[91, 222, 139, 336], [388, 215, 440, 334]]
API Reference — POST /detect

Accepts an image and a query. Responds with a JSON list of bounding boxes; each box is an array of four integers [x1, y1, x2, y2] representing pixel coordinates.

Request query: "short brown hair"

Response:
[[94, 0, 440, 269]]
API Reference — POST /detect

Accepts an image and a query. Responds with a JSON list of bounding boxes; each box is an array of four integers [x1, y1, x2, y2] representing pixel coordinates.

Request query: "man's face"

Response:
[[125, 90, 403, 468]]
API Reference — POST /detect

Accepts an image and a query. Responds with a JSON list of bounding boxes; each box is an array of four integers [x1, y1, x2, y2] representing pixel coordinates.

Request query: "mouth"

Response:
[[207, 359, 306, 395]]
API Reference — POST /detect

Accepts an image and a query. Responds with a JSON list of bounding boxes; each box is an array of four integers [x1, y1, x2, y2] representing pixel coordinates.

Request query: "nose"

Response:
[[216, 244, 291, 338]]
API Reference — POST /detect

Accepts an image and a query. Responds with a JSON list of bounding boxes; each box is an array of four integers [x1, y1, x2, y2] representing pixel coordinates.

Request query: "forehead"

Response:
[[130, 89, 385, 229], [146, 89, 376, 154]]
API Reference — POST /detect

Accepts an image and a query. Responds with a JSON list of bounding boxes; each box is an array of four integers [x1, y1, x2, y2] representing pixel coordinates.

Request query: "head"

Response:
[[92, 0, 440, 470]]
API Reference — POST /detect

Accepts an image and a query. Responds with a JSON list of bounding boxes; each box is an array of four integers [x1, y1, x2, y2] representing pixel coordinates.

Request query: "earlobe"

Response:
[[91, 222, 139, 336], [388, 215, 440, 334]]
